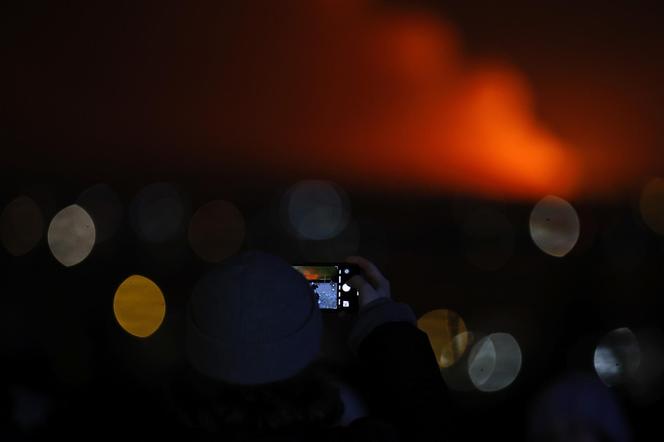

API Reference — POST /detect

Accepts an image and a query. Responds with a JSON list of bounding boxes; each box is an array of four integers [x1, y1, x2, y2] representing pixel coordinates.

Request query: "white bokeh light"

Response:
[[47, 205, 96, 267], [283, 180, 350, 240], [529, 195, 580, 257], [468, 336, 497, 387], [468, 333, 522, 392], [594, 327, 641, 387]]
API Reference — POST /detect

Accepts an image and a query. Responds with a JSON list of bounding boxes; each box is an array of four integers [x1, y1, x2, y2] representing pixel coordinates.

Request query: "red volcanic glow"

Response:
[[197, 1, 583, 199], [11, 0, 652, 199]]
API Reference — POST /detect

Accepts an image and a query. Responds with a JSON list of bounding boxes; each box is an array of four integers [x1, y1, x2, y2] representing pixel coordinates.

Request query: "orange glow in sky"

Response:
[[10, 0, 654, 200], [195, 1, 586, 200]]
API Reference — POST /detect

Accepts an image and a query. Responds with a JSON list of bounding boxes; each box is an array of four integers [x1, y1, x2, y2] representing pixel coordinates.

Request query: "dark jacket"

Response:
[[331, 320, 451, 442], [175, 298, 451, 442]]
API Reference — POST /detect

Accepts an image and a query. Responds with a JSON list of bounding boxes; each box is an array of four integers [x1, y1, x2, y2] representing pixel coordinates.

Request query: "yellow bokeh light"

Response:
[[417, 309, 468, 368], [113, 275, 166, 338]]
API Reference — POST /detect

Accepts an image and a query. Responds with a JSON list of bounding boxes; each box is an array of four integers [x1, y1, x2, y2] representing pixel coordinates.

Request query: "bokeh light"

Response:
[[0, 196, 44, 256], [47, 205, 96, 267], [188, 200, 245, 262], [468, 335, 496, 387], [297, 219, 360, 262], [113, 275, 166, 338], [594, 327, 641, 387], [417, 309, 469, 368], [461, 207, 514, 270], [283, 180, 350, 240], [10, 386, 53, 431], [529, 374, 633, 442], [77, 183, 123, 243], [639, 178, 664, 235], [439, 331, 479, 392], [130, 183, 189, 243], [468, 332, 522, 392], [529, 195, 580, 257]]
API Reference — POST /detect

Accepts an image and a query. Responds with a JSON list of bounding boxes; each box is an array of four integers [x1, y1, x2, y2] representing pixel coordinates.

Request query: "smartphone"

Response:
[[293, 263, 360, 312]]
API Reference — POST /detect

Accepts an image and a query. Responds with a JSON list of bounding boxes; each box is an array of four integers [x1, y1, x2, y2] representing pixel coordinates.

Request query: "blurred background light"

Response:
[[417, 309, 469, 368], [594, 327, 641, 387], [461, 207, 514, 270], [130, 183, 189, 243], [282, 180, 351, 240], [297, 219, 360, 262], [113, 275, 166, 338], [77, 183, 124, 244], [529, 195, 580, 257], [468, 334, 496, 388], [528, 374, 633, 442], [10, 385, 53, 432], [468, 332, 522, 392], [188, 200, 245, 263], [639, 178, 664, 235], [47, 204, 96, 267], [439, 331, 480, 392], [0, 196, 44, 256]]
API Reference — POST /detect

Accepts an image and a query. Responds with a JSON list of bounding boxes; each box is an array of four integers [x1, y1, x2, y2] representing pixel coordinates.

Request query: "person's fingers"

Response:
[[345, 256, 386, 288], [347, 274, 383, 308], [346, 275, 373, 293]]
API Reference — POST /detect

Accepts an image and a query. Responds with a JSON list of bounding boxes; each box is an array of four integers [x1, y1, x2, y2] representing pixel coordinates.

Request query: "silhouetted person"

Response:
[[171, 251, 449, 441]]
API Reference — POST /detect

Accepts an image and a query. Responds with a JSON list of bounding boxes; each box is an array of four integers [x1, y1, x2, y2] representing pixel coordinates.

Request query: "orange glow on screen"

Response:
[[293, 266, 336, 282], [299, 269, 320, 281]]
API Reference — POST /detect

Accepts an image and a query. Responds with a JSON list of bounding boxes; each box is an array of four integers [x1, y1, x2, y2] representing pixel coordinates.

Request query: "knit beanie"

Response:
[[185, 251, 322, 385]]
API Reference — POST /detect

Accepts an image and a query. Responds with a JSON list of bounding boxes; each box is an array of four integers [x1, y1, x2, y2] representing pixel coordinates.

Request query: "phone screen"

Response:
[[293, 264, 359, 311]]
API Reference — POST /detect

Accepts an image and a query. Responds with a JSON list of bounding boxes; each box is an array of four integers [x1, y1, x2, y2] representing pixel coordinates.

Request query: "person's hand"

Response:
[[345, 256, 391, 309]]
